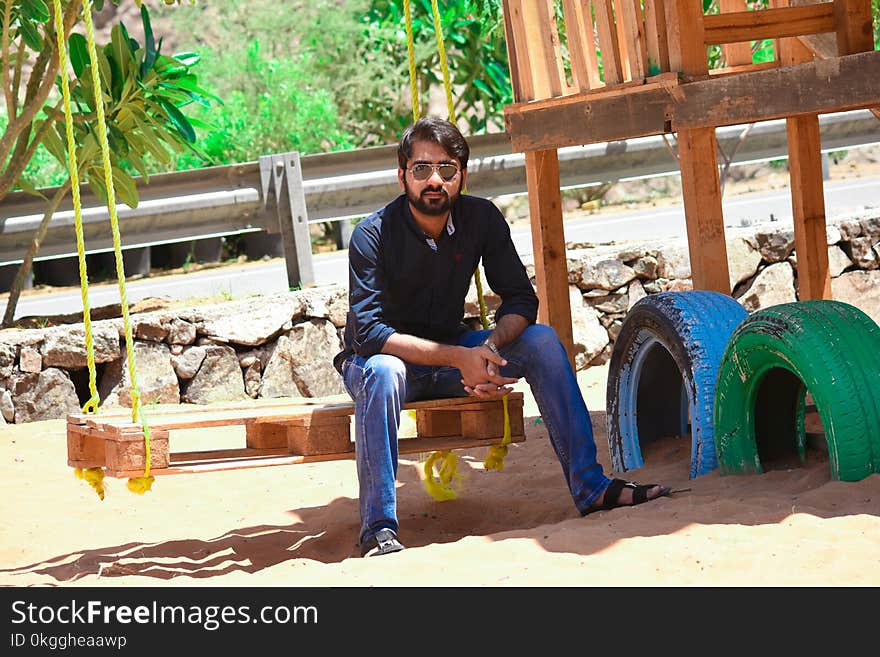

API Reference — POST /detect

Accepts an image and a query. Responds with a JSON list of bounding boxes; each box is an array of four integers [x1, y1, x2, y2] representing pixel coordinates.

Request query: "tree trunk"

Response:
[[2, 180, 72, 328]]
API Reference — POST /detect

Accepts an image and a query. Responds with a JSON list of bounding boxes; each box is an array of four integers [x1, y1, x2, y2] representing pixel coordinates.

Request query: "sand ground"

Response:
[[1, 364, 878, 588]]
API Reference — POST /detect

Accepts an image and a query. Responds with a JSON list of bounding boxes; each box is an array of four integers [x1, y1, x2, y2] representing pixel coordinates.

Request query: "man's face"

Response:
[[398, 140, 466, 216]]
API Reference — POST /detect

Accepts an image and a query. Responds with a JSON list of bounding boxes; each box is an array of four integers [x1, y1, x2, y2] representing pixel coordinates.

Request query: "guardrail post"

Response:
[[334, 219, 353, 250], [261, 153, 315, 289]]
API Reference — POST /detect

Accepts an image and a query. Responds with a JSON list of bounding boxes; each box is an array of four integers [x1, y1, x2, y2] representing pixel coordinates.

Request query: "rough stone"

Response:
[[181, 344, 247, 404], [838, 219, 862, 240], [0, 388, 14, 422], [848, 237, 878, 269], [727, 236, 762, 289], [577, 258, 637, 291], [754, 229, 795, 263], [0, 342, 16, 379], [12, 369, 80, 423], [40, 323, 120, 369], [627, 280, 647, 311], [262, 320, 345, 397], [244, 361, 262, 399], [167, 318, 196, 345], [171, 345, 207, 380], [737, 261, 797, 312], [19, 347, 42, 373], [134, 316, 169, 342], [569, 287, 609, 371], [828, 245, 853, 278], [193, 294, 305, 346], [632, 255, 659, 280], [831, 270, 880, 326], [99, 341, 180, 408], [656, 243, 691, 280]]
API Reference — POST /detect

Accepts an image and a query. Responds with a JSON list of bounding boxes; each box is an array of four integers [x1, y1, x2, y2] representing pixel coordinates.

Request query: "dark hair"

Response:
[[397, 117, 470, 170]]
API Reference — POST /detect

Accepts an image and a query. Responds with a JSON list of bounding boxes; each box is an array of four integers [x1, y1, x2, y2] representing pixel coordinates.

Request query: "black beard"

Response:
[[404, 179, 460, 216]]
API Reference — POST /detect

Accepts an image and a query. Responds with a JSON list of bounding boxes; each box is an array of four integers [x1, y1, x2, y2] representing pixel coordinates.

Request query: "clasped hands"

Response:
[[459, 343, 519, 397]]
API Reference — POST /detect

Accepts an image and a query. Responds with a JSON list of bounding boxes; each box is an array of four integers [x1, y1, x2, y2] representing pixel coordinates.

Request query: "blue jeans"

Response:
[[340, 324, 611, 544]]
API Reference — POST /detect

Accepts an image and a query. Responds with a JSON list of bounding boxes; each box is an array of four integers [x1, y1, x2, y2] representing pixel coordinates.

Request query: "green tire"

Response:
[[714, 300, 880, 481]]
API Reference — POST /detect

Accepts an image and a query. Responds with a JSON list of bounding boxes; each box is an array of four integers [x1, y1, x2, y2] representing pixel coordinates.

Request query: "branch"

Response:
[[12, 35, 26, 116], [1, 177, 73, 328], [2, 0, 13, 113], [0, 0, 81, 176]]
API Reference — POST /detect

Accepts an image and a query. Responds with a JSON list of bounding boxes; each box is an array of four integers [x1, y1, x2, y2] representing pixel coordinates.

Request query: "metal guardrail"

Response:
[[1, 109, 878, 284]]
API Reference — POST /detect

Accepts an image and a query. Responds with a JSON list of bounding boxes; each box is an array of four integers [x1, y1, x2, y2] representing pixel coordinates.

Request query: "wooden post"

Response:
[[666, 0, 731, 294], [832, 0, 874, 55], [776, 0, 831, 300], [678, 128, 732, 294], [524, 149, 575, 369]]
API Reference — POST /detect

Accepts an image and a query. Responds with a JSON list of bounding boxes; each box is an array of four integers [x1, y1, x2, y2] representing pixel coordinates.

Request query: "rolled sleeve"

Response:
[[347, 220, 396, 357]]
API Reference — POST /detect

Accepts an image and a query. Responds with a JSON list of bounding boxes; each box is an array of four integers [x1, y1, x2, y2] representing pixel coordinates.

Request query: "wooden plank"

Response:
[[703, 4, 835, 45], [594, 0, 624, 84], [708, 61, 779, 76], [718, 0, 754, 66], [618, 0, 649, 79], [502, 0, 528, 102], [505, 50, 880, 151], [787, 114, 832, 300], [521, 0, 566, 98], [561, 0, 603, 90], [678, 127, 732, 294], [105, 432, 527, 478], [833, 0, 875, 55], [644, 0, 670, 74], [524, 149, 576, 369], [613, 0, 633, 80], [665, 0, 708, 74]]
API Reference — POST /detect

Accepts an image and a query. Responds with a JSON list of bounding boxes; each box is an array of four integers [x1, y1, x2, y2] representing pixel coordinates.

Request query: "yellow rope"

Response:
[[403, 0, 419, 121], [52, 0, 99, 416], [60, 0, 154, 495], [403, 1, 512, 498]]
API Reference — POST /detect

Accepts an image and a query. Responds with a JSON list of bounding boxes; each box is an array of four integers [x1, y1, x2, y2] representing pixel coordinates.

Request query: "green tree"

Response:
[[1, 0, 217, 326]]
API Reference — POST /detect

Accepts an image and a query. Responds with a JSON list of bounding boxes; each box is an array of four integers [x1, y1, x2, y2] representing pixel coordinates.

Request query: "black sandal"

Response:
[[581, 478, 672, 516], [360, 529, 406, 557]]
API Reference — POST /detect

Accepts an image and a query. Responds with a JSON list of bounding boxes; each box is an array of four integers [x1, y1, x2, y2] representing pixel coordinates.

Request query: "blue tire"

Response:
[[606, 291, 748, 478]]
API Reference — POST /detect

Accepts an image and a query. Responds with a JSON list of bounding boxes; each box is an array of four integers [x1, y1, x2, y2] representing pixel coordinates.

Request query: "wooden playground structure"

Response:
[[500, 0, 880, 363]]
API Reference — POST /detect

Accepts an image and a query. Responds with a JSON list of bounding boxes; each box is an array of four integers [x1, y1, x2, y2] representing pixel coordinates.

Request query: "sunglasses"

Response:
[[408, 162, 460, 182]]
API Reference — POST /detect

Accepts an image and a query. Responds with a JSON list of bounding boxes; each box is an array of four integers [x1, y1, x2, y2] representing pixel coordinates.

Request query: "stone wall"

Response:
[[1, 211, 878, 424]]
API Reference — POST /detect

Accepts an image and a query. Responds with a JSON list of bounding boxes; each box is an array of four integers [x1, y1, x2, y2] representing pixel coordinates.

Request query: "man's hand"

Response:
[[458, 344, 518, 397]]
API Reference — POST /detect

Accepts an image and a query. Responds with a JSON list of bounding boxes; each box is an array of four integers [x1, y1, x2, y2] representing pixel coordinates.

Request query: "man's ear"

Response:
[[398, 167, 406, 191]]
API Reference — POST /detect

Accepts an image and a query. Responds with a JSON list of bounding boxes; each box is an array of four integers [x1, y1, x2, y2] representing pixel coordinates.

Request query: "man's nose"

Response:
[[427, 167, 445, 183]]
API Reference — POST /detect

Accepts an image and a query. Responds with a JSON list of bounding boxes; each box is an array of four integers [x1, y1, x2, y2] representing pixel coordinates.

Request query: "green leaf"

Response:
[[21, 0, 50, 23], [86, 168, 108, 205], [40, 120, 68, 166], [168, 74, 223, 105], [96, 48, 113, 98], [171, 51, 200, 67], [18, 19, 43, 50], [68, 33, 89, 79], [140, 3, 157, 76], [159, 99, 196, 143], [111, 165, 139, 209]]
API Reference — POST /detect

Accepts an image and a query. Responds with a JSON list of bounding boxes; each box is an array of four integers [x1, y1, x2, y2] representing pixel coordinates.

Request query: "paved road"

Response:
[[4, 175, 878, 320]]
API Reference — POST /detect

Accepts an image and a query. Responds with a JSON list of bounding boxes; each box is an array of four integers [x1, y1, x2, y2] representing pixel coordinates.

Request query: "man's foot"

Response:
[[582, 478, 671, 516], [360, 529, 405, 557]]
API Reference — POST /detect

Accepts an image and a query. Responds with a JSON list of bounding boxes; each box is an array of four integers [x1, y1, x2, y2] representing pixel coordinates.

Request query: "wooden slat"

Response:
[[593, 0, 624, 84], [502, 0, 527, 102], [524, 149, 575, 369], [718, 0, 754, 65], [833, 0, 875, 55], [703, 4, 835, 45], [665, 0, 708, 74], [644, 0, 670, 74], [505, 50, 880, 150], [562, 0, 603, 90], [521, 0, 566, 98], [613, 0, 633, 80], [678, 127, 732, 295], [707, 61, 779, 76], [106, 431, 527, 478], [618, 0, 649, 79]]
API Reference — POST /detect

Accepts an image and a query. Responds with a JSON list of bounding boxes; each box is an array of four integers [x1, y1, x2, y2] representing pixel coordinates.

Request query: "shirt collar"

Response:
[[425, 211, 455, 252]]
